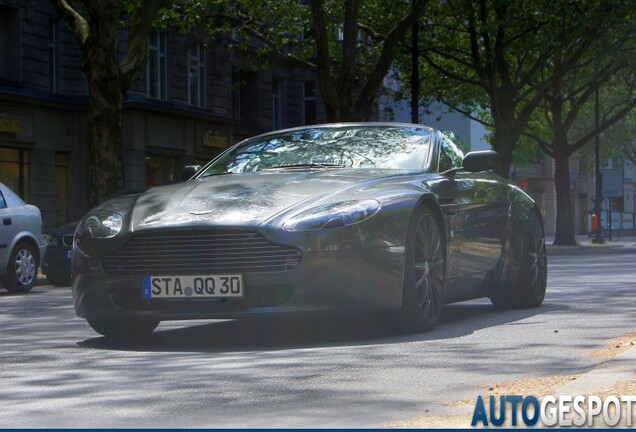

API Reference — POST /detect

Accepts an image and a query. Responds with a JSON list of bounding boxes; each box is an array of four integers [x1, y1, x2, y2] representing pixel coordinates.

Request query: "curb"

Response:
[[547, 244, 636, 256], [546, 240, 636, 256], [556, 347, 636, 395]]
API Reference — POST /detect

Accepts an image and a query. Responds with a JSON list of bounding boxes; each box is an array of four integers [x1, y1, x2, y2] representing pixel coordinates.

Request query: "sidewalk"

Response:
[[546, 235, 636, 255], [556, 347, 636, 396]]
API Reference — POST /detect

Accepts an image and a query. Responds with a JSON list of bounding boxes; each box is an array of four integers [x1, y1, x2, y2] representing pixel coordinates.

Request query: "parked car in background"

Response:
[[42, 222, 78, 287], [0, 183, 46, 293], [72, 123, 547, 339]]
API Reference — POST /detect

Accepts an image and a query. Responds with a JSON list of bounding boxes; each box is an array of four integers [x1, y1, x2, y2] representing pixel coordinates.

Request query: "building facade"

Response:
[[0, 1, 326, 230]]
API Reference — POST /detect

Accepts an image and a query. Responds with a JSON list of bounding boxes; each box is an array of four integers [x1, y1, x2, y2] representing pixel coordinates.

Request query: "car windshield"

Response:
[[199, 125, 432, 176]]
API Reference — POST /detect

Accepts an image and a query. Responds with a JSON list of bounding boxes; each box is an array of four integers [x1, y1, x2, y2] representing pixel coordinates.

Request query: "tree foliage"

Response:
[[412, 0, 625, 177], [166, 0, 428, 121], [519, 1, 636, 245]]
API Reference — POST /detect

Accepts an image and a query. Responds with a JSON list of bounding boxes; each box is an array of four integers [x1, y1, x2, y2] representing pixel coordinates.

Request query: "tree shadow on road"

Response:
[[77, 300, 568, 353]]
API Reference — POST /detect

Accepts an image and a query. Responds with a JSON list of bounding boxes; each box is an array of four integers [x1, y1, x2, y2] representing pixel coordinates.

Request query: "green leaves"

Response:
[[160, 0, 426, 121]]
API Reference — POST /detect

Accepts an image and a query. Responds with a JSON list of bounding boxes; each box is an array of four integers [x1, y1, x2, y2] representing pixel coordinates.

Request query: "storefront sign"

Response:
[[0, 117, 21, 134], [203, 131, 228, 149]]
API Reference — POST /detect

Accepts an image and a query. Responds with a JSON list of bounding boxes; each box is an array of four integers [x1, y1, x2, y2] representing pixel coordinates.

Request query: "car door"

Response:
[[452, 172, 507, 278], [434, 134, 508, 302]]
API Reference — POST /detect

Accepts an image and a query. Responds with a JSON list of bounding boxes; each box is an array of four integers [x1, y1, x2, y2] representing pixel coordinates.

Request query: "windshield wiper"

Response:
[[265, 163, 347, 170]]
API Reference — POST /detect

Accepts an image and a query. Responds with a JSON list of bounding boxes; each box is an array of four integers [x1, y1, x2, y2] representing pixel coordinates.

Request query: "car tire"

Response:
[[490, 211, 547, 309], [87, 317, 160, 339], [399, 205, 446, 332], [2, 241, 38, 294], [45, 271, 71, 287]]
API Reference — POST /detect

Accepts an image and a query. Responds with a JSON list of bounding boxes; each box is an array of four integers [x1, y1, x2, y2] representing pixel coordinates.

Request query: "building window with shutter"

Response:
[[272, 78, 282, 130], [303, 80, 316, 125], [49, 18, 60, 93], [147, 31, 167, 100], [0, 6, 21, 83], [188, 43, 205, 107]]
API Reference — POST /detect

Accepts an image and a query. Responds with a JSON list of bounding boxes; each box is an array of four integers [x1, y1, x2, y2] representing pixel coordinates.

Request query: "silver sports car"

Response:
[[0, 183, 46, 293], [72, 123, 547, 338]]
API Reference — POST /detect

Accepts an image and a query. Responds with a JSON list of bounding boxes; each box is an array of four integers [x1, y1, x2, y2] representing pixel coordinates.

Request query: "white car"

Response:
[[0, 183, 46, 293]]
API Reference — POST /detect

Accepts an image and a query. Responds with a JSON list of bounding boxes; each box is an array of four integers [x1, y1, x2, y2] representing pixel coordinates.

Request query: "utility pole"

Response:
[[592, 87, 604, 243]]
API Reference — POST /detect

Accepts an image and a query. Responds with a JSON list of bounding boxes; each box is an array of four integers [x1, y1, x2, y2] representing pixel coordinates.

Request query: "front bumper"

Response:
[[72, 246, 405, 321], [42, 244, 71, 277]]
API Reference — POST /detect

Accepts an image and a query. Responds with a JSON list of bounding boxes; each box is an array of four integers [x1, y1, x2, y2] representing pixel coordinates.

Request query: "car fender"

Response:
[[0, 231, 44, 277], [498, 190, 542, 290]]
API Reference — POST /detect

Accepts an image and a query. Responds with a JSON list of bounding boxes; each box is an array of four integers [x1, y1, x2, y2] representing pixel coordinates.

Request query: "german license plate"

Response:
[[142, 275, 243, 299]]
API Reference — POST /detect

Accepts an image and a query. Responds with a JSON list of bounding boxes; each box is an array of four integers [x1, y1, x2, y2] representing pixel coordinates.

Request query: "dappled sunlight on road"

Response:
[[0, 248, 634, 428]]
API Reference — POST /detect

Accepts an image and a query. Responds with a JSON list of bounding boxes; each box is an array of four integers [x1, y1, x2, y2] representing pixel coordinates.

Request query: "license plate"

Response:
[[142, 275, 243, 299]]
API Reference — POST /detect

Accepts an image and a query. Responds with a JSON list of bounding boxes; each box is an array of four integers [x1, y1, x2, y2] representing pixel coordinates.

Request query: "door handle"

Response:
[[3, 218, 11, 226]]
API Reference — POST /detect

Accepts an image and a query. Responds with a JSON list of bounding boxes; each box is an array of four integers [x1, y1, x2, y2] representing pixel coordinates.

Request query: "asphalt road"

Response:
[[0, 247, 635, 428]]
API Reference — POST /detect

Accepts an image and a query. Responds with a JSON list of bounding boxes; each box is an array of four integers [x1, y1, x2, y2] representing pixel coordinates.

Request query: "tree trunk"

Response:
[[81, 4, 125, 210], [553, 149, 577, 245], [85, 67, 125, 210], [489, 92, 519, 178], [490, 122, 516, 178]]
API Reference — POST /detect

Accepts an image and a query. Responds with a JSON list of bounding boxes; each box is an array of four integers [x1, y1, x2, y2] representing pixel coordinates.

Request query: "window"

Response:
[[336, 22, 344, 42], [188, 44, 205, 107], [272, 79, 282, 130], [0, 147, 30, 201], [232, 70, 258, 123], [303, 80, 316, 125], [232, 71, 241, 119], [147, 31, 167, 100], [0, 6, 20, 82], [438, 136, 464, 172], [146, 153, 181, 187], [49, 18, 60, 93], [54, 152, 69, 226], [611, 197, 624, 212]]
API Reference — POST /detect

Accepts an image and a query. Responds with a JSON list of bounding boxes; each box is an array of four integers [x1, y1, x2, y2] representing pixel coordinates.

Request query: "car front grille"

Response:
[[62, 235, 74, 247], [101, 230, 302, 275]]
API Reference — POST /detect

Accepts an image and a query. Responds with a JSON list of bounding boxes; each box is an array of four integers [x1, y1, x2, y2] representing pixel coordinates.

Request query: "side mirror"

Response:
[[180, 165, 202, 181], [462, 150, 500, 173]]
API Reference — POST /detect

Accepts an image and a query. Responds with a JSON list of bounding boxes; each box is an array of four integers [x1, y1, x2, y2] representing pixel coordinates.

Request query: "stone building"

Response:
[[0, 1, 326, 230]]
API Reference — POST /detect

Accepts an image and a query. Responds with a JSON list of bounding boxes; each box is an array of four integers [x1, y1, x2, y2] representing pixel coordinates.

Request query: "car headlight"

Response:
[[78, 210, 123, 238], [283, 199, 381, 231], [44, 234, 58, 246]]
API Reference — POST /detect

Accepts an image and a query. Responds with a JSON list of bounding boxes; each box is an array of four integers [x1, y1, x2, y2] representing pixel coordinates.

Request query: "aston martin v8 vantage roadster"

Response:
[[72, 123, 547, 338]]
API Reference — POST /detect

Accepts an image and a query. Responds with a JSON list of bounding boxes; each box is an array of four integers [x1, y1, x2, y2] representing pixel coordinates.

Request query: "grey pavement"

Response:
[[557, 347, 635, 396], [26, 238, 636, 428], [547, 235, 636, 401]]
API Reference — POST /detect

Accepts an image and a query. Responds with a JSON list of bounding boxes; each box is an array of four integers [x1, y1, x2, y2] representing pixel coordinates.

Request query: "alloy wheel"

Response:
[[413, 212, 444, 321], [15, 248, 36, 286], [527, 219, 547, 298]]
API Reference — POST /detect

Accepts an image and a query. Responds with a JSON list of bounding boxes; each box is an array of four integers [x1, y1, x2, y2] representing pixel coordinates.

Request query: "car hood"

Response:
[[129, 169, 409, 231]]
